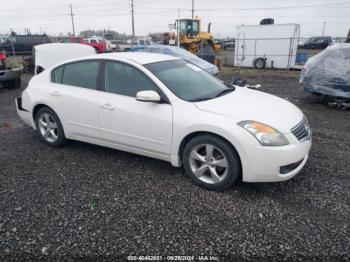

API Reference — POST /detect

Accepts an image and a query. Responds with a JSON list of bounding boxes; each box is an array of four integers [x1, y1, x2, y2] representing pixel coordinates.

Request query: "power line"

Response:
[[196, 1, 350, 11]]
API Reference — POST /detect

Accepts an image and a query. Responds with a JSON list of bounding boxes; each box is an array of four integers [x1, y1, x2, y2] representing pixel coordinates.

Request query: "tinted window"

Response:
[[104, 61, 158, 97], [64, 38, 71, 43], [62, 61, 99, 89], [52, 66, 63, 83]]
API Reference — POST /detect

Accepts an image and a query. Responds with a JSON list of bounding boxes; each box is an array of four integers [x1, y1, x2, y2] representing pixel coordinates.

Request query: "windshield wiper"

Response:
[[190, 97, 213, 102], [214, 87, 234, 98], [190, 84, 235, 102]]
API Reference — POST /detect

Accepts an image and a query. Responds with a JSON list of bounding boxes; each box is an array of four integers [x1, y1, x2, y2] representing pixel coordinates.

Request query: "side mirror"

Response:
[[136, 90, 161, 102]]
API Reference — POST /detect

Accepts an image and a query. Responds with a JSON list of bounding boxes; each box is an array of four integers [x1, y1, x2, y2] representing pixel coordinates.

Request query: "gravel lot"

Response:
[[1, 71, 349, 261]]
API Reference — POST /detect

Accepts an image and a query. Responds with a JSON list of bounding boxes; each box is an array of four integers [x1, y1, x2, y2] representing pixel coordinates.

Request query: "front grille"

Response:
[[291, 117, 310, 142]]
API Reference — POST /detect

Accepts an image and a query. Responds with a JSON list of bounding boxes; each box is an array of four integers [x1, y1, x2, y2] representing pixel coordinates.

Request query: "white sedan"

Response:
[[16, 52, 311, 191]]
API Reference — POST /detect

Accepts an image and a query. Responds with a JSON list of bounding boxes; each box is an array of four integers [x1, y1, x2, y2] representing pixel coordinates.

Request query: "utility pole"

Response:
[[131, 0, 135, 39], [177, 9, 180, 47], [192, 0, 195, 18], [69, 4, 76, 36], [322, 21, 326, 36]]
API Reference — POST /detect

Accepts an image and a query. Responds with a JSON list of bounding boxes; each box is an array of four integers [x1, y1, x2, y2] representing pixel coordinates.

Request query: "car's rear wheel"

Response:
[[182, 135, 241, 191], [35, 107, 66, 147]]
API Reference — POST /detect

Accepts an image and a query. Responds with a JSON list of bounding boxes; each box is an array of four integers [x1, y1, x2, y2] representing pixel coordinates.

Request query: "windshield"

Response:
[[179, 20, 200, 36], [145, 60, 232, 102]]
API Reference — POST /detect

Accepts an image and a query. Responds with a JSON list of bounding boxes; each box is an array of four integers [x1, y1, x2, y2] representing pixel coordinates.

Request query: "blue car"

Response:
[[130, 45, 219, 76]]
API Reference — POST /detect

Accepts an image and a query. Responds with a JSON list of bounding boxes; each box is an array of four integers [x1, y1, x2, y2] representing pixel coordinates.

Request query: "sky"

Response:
[[1, 0, 350, 38]]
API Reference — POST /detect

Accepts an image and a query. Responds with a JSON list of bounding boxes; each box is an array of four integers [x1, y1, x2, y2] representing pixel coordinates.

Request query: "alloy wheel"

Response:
[[38, 112, 58, 143], [189, 144, 228, 184]]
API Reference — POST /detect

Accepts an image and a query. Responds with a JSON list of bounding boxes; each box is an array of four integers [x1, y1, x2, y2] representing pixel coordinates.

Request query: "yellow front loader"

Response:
[[175, 18, 221, 54]]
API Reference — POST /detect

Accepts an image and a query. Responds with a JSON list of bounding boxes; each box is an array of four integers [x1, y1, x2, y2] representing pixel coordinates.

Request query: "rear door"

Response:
[[49, 60, 101, 140]]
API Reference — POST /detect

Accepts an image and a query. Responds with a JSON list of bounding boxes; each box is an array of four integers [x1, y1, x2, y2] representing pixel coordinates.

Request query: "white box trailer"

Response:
[[234, 23, 300, 69]]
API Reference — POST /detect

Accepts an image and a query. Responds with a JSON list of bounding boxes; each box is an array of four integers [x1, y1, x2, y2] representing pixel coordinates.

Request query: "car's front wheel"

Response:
[[35, 107, 66, 147], [183, 135, 241, 191]]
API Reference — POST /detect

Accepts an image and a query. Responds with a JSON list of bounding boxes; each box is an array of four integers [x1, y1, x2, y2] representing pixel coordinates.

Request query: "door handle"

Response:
[[50, 91, 61, 97], [101, 103, 115, 111]]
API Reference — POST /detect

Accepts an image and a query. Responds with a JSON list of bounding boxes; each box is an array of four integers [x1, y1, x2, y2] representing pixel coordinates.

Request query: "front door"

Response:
[[99, 61, 172, 156]]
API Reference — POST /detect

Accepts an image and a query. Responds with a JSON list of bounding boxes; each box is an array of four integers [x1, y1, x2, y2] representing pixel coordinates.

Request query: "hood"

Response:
[[194, 87, 303, 133]]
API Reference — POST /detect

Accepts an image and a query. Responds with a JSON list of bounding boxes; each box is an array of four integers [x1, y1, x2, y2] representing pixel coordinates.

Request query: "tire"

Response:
[[35, 107, 66, 147], [254, 58, 266, 69], [182, 135, 241, 191], [324, 96, 349, 110]]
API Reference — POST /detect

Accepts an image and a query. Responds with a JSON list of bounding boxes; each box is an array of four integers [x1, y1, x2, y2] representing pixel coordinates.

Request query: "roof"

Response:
[[95, 52, 178, 65]]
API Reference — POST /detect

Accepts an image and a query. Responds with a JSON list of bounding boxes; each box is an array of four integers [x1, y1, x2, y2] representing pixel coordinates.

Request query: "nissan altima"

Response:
[[16, 52, 311, 191]]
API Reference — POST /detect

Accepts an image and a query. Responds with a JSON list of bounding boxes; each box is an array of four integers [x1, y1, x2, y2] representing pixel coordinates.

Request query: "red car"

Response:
[[59, 36, 106, 53]]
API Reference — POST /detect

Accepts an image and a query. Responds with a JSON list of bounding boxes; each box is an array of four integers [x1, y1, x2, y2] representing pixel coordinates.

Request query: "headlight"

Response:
[[238, 121, 289, 146]]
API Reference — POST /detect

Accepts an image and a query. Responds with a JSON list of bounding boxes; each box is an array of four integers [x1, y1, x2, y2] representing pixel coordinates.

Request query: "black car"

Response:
[[222, 39, 235, 50], [0, 33, 51, 55], [300, 36, 332, 50]]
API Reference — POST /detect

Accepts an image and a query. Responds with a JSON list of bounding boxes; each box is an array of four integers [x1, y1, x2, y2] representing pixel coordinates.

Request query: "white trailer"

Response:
[[234, 23, 300, 69]]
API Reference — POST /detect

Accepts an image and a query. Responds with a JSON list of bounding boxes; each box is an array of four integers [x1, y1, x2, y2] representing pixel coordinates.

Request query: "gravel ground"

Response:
[[0, 72, 349, 261]]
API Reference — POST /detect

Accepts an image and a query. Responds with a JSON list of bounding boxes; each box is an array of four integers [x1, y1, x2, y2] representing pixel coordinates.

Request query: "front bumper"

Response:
[[242, 133, 312, 182]]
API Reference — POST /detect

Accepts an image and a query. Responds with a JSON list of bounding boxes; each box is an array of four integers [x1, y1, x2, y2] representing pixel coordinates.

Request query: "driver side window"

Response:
[[104, 61, 158, 97]]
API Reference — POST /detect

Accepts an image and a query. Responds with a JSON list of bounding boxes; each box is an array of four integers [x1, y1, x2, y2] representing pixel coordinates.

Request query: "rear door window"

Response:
[[51, 66, 63, 83], [61, 61, 100, 89]]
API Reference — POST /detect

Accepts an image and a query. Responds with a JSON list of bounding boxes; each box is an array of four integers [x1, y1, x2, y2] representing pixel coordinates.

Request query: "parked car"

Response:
[[59, 36, 106, 53], [134, 39, 152, 46], [110, 40, 131, 52], [222, 39, 235, 50], [300, 43, 350, 109], [0, 33, 51, 55], [16, 52, 311, 191], [300, 36, 332, 49], [83, 37, 106, 53], [130, 44, 219, 75], [105, 40, 116, 52], [0, 52, 22, 88], [59, 36, 82, 44]]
